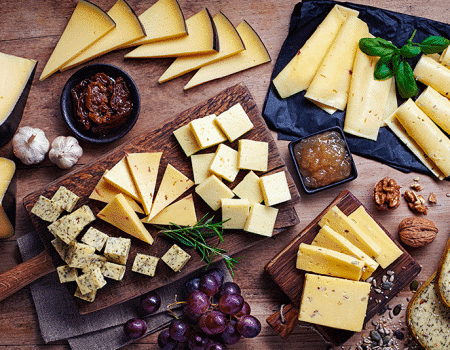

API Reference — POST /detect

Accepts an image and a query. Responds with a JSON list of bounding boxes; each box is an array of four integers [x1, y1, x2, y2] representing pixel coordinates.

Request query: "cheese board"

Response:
[[264, 190, 421, 345], [21, 83, 300, 314]]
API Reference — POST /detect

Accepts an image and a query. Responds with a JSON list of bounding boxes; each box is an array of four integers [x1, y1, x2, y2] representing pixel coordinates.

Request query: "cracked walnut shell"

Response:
[[398, 217, 438, 248], [373, 177, 401, 210]]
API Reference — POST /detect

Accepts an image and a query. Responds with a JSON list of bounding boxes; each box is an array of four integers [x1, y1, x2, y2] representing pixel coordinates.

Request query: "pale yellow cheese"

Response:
[[440, 46, 450, 67], [380, 77, 398, 127], [221, 198, 249, 230], [416, 86, 450, 135], [189, 114, 227, 149], [40, 0, 116, 80], [244, 202, 278, 237], [238, 139, 268, 172], [414, 55, 450, 98], [191, 153, 215, 184], [0, 157, 15, 203], [299, 273, 370, 332], [215, 103, 254, 142], [143, 194, 197, 226], [173, 123, 201, 157], [195, 175, 234, 211], [232, 171, 263, 204], [104, 157, 141, 202], [259, 171, 291, 206], [209, 144, 240, 182]]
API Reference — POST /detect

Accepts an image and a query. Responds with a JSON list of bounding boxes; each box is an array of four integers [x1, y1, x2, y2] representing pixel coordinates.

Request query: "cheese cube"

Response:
[[161, 244, 191, 272], [132, 253, 159, 277], [56, 265, 78, 283], [298, 273, 371, 332], [195, 175, 234, 211], [191, 153, 215, 184], [232, 171, 263, 204], [71, 205, 96, 228], [51, 186, 79, 212], [260, 171, 291, 206], [244, 203, 278, 237], [76, 267, 107, 295], [31, 195, 63, 222], [74, 286, 96, 302], [51, 236, 70, 263], [173, 123, 201, 157], [209, 144, 240, 182], [238, 139, 268, 172], [104, 237, 131, 265], [215, 103, 254, 142], [66, 242, 96, 269], [190, 114, 227, 149], [82, 254, 107, 273], [81, 227, 109, 251], [48, 214, 84, 244], [221, 198, 250, 229], [101, 261, 126, 281]]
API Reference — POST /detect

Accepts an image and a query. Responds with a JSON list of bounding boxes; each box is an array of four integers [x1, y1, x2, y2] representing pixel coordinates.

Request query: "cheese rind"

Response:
[[132, 253, 159, 277], [143, 194, 197, 226], [259, 171, 291, 206], [209, 144, 240, 182], [161, 244, 191, 272], [215, 103, 254, 142], [244, 203, 278, 237], [238, 139, 268, 172], [195, 175, 234, 211]]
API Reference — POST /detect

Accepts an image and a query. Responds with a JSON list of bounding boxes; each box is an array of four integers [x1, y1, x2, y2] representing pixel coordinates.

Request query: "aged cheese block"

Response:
[[125, 8, 218, 58], [437, 238, 450, 308], [104, 157, 141, 202], [161, 244, 191, 272], [191, 153, 215, 184], [259, 171, 291, 206], [299, 273, 371, 332], [98, 194, 154, 245], [232, 171, 263, 204], [209, 144, 240, 182], [296, 243, 363, 281], [416, 86, 450, 135], [413, 55, 450, 98], [273, 4, 358, 99], [184, 21, 271, 90], [159, 11, 245, 83], [0, 157, 16, 239], [60, 0, 145, 71], [104, 236, 131, 264], [40, 0, 116, 80], [238, 139, 268, 172], [143, 194, 197, 226], [221, 198, 250, 230], [195, 175, 234, 211], [244, 203, 278, 237], [215, 103, 254, 142], [189, 114, 227, 149]]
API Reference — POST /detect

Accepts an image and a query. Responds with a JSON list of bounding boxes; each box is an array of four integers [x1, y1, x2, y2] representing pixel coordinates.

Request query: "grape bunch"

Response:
[[157, 268, 261, 350]]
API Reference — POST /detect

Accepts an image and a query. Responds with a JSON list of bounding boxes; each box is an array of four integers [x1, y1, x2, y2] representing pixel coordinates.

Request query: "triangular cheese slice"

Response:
[[97, 193, 154, 244], [125, 8, 218, 58], [60, 0, 145, 71], [159, 12, 245, 83], [126, 152, 162, 215], [39, 0, 116, 80], [148, 164, 194, 220], [184, 21, 270, 90], [143, 194, 197, 226], [103, 157, 141, 202]]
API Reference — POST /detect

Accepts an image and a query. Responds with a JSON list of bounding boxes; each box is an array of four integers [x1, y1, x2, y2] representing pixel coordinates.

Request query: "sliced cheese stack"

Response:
[[0, 158, 16, 239]]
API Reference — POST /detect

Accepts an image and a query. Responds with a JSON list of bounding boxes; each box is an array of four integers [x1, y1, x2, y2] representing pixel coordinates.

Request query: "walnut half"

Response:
[[373, 177, 401, 210], [404, 190, 427, 215], [398, 217, 438, 247]]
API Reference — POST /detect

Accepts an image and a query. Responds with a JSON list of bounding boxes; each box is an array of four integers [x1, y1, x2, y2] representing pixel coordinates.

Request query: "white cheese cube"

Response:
[[260, 171, 291, 206], [244, 203, 278, 237], [74, 286, 96, 302], [238, 139, 268, 172], [195, 175, 234, 211], [209, 144, 240, 182], [51, 236, 70, 263], [56, 265, 78, 283], [66, 242, 96, 269], [189, 114, 226, 149], [31, 195, 63, 222], [48, 214, 84, 244], [132, 253, 159, 277], [76, 267, 107, 294], [104, 237, 131, 265], [81, 227, 108, 251], [215, 103, 254, 142], [101, 261, 126, 281], [51, 186, 79, 212], [81, 254, 107, 273], [161, 244, 191, 272], [221, 198, 250, 229], [71, 205, 96, 228], [232, 171, 264, 204]]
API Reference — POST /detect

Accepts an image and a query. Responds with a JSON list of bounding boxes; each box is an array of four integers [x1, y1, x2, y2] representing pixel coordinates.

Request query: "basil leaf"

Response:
[[359, 37, 398, 57], [394, 60, 418, 99], [419, 36, 450, 54], [399, 43, 421, 58], [374, 56, 394, 80]]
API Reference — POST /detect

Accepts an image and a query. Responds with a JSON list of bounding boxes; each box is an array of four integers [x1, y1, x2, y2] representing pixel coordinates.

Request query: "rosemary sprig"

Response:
[[155, 214, 239, 276]]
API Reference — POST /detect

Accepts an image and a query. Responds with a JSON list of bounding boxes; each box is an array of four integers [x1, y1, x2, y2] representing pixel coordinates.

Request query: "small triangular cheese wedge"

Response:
[[40, 0, 116, 80], [143, 194, 197, 226], [104, 157, 141, 202], [126, 152, 162, 216], [148, 164, 194, 220], [97, 193, 154, 244]]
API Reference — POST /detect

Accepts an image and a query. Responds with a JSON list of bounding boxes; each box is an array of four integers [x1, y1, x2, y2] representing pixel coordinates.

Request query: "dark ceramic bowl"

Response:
[[60, 64, 140, 144], [289, 126, 357, 194]]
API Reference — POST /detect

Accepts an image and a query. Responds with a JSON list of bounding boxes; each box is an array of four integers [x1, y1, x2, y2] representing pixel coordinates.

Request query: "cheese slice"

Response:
[[414, 55, 450, 98], [143, 194, 197, 226], [0, 157, 16, 239], [173, 123, 201, 157], [104, 157, 141, 202], [380, 77, 398, 127], [40, 0, 116, 80], [60, 0, 145, 71], [125, 8, 218, 58], [126, 152, 162, 215], [184, 21, 271, 90], [148, 164, 194, 220], [416, 86, 450, 135], [97, 193, 154, 244], [440, 46, 450, 67], [159, 11, 245, 83]]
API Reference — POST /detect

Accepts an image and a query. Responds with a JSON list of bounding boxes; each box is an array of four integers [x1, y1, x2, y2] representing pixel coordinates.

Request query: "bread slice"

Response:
[[437, 237, 450, 307]]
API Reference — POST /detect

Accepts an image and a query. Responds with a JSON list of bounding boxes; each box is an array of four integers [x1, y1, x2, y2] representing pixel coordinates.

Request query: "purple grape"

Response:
[[204, 310, 227, 334], [218, 293, 244, 315], [184, 277, 201, 296], [219, 282, 241, 297], [187, 290, 210, 314], [199, 274, 220, 297], [235, 301, 251, 317], [184, 305, 202, 323], [207, 341, 228, 350], [157, 329, 178, 350], [236, 315, 261, 338], [123, 318, 147, 339], [198, 313, 214, 335], [169, 319, 191, 342], [187, 332, 211, 350], [140, 291, 161, 315], [206, 268, 225, 287], [219, 319, 241, 345]]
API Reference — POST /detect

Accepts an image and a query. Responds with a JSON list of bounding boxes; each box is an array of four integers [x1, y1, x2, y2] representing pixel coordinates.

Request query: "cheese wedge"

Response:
[[148, 164, 194, 220], [126, 152, 162, 215], [416, 86, 450, 135], [304, 16, 369, 113], [273, 4, 358, 99], [40, 0, 116, 80], [159, 11, 245, 83], [414, 55, 450, 97], [0, 157, 16, 239], [125, 8, 218, 58], [184, 21, 270, 90], [98, 194, 154, 244], [122, 0, 186, 48], [142, 194, 197, 226], [60, 0, 145, 71], [104, 157, 141, 202]]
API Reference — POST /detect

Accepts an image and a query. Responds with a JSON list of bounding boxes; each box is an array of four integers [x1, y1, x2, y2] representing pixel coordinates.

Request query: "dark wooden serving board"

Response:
[[264, 190, 421, 346], [22, 83, 300, 314]]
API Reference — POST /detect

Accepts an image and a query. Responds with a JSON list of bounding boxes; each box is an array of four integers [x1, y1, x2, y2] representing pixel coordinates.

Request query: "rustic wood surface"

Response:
[[1, 0, 450, 349]]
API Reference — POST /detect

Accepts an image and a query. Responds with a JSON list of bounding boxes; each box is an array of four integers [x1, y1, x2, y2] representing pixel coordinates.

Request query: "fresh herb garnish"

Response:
[[156, 214, 238, 276], [359, 30, 450, 99]]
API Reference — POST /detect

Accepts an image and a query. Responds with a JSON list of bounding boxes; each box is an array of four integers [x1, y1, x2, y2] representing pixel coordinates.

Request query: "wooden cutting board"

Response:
[[22, 83, 300, 314], [264, 190, 421, 345]]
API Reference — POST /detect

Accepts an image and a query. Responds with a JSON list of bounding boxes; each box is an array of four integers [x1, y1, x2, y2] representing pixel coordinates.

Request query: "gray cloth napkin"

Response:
[[17, 231, 231, 350]]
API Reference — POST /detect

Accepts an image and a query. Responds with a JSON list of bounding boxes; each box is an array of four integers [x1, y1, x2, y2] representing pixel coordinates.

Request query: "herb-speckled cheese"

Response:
[[66, 242, 96, 269], [74, 286, 97, 302], [76, 267, 107, 295], [51, 237, 70, 263], [101, 261, 126, 281], [161, 244, 191, 272], [48, 214, 84, 244], [31, 195, 63, 222], [51, 186, 79, 212], [104, 237, 131, 265], [81, 227, 109, 251], [56, 265, 78, 283], [82, 254, 107, 273], [71, 205, 96, 227], [132, 253, 159, 277]]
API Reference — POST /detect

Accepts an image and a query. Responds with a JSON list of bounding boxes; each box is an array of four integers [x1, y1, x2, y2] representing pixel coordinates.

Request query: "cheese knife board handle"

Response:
[[0, 248, 55, 302], [266, 303, 300, 339]]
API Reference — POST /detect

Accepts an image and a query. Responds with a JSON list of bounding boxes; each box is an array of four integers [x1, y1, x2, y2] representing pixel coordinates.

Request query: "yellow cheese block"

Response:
[[348, 206, 403, 269], [393, 99, 450, 177], [273, 4, 358, 99], [319, 205, 381, 259], [243, 202, 278, 237], [312, 225, 378, 280], [143, 194, 197, 226], [60, 0, 145, 71], [215, 103, 254, 142], [40, 0, 116, 81], [221, 198, 250, 230], [414, 55, 450, 97], [209, 144, 240, 182], [98, 194, 153, 244], [189, 114, 227, 149], [440, 46, 450, 67], [304, 16, 369, 113], [173, 123, 201, 157], [159, 11, 245, 83], [195, 175, 234, 211], [416, 86, 450, 135], [184, 21, 271, 90], [122, 0, 186, 48], [299, 273, 371, 332], [0, 157, 16, 239], [238, 139, 268, 172], [104, 157, 141, 202], [232, 171, 263, 204], [125, 8, 218, 58], [296, 243, 363, 281], [259, 171, 291, 206], [191, 153, 214, 184], [148, 164, 194, 220], [126, 152, 162, 215]]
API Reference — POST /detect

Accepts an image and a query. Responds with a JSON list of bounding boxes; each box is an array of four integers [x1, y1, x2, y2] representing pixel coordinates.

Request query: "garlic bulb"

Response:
[[49, 136, 83, 169], [12, 126, 50, 165]]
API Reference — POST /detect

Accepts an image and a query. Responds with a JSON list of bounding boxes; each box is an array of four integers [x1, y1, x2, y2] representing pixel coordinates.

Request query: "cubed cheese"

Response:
[[191, 153, 215, 184], [238, 139, 268, 172], [195, 175, 234, 211], [104, 237, 131, 265], [132, 253, 159, 277], [31, 195, 63, 222], [259, 171, 291, 206], [209, 144, 240, 182], [101, 261, 126, 281], [215, 103, 254, 142], [51, 186, 79, 212], [71, 205, 96, 228], [51, 236, 70, 263], [221, 198, 250, 229], [244, 203, 278, 237], [161, 244, 191, 272], [66, 242, 96, 269], [82, 254, 107, 273], [56, 265, 78, 283], [76, 267, 107, 294], [74, 286, 97, 302], [189, 114, 227, 149], [232, 171, 263, 204], [81, 227, 109, 251], [48, 214, 84, 244], [173, 123, 201, 157]]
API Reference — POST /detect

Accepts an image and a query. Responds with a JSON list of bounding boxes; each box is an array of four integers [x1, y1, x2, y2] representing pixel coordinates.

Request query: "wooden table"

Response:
[[1, 0, 449, 348]]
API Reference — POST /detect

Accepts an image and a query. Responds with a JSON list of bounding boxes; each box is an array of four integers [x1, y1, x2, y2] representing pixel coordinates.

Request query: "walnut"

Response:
[[373, 177, 401, 210], [404, 190, 427, 215], [398, 217, 438, 247], [428, 192, 437, 204]]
